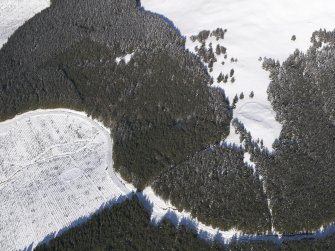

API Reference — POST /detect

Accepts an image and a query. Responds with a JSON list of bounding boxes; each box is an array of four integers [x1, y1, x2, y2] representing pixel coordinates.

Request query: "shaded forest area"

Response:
[[153, 145, 271, 233], [0, 0, 231, 189], [34, 195, 225, 251], [35, 195, 335, 251]]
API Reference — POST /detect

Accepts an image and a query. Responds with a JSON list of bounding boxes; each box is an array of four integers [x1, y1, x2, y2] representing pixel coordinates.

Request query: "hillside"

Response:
[[2, 0, 335, 249]]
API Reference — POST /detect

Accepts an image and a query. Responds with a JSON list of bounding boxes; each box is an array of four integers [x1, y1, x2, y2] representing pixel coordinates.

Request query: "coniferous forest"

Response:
[[35, 195, 335, 251], [0, 0, 231, 190], [2, 0, 335, 248]]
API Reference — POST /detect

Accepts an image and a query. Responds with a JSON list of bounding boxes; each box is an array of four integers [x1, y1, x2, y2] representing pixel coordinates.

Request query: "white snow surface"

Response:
[[115, 52, 135, 64], [0, 0, 50, 48], [141, 0, 335, 150], [0, 109, 131, 250]]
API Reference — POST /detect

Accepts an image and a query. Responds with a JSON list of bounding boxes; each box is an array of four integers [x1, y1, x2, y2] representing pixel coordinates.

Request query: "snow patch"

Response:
[[141, 187, 243, 244], [243, 152, 256, 173], [115, 52, 134, 64], [0, 0, 50, 48]]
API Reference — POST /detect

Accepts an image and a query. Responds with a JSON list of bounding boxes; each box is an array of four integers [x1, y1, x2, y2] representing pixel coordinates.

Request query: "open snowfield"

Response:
[[0, 0, 50, 47], [141, 0, 335, 150], [0, 109, 132, 250]]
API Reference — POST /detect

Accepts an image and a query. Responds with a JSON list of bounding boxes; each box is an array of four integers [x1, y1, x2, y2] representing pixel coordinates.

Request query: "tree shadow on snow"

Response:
[[23, 193, 132, 250], [137, 0, 184, 38]]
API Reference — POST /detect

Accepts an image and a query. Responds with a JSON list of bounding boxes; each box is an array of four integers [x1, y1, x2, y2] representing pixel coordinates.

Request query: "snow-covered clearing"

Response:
[[0, 109, 132, 250], [0, 0, 50, 48], [141, 0, 335, 150]]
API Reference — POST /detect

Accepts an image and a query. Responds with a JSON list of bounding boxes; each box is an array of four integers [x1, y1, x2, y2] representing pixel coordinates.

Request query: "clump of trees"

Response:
[[190, 30, 211, 43], [211, 28, 227, 40], [153, 145, 272, 233], [190, 28, 236, 84]]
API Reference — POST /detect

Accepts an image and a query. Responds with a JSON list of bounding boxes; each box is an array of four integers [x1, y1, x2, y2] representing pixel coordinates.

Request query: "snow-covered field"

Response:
[[141, 0, 335, 150], [0, 0, 50, 47], [0, 109, 133, 250]]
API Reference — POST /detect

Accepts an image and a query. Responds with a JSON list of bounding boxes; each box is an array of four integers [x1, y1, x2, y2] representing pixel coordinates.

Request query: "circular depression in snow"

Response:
[[0, 109, 131, 250], [59, 168, 84, 182]]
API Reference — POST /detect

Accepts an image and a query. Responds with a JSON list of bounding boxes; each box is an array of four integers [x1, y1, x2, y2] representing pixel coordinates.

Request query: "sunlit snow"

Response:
[[0, 0, 50, 48], [0, 110, 132, 250], [141, 0, 335, 150], [115, 52, 135, 64]]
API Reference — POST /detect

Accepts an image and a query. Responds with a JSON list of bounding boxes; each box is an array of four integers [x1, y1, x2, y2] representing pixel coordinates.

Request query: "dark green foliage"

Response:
[[196, 42, 218, 65], [217, 72, 224, 83], [216, 44, 227, 55], [153, 146, 272, 233], [239, 92, 244, 99], [230, 69, 235, 77], [211, 28, 227, 40], [232, 94, 239, 108], [249, 91, 254, 98], [33, 191, 335, 251], [227, 241, 279, 251], [281, 234, 335, 251], [0, 0, 231, 189], [232, 29, 335, 233], [34, 195, 226, 251], [190, 30, 211, 43]]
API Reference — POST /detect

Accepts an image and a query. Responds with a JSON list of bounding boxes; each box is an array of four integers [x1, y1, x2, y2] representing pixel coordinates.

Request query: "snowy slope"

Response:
[[141, 0, 335, 150], [0, 0, 50, 48], [0, 110, 133, 250]]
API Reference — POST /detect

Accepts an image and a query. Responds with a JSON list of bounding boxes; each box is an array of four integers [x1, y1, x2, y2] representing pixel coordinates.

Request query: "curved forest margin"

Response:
[[0, 0, 231, 189]]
